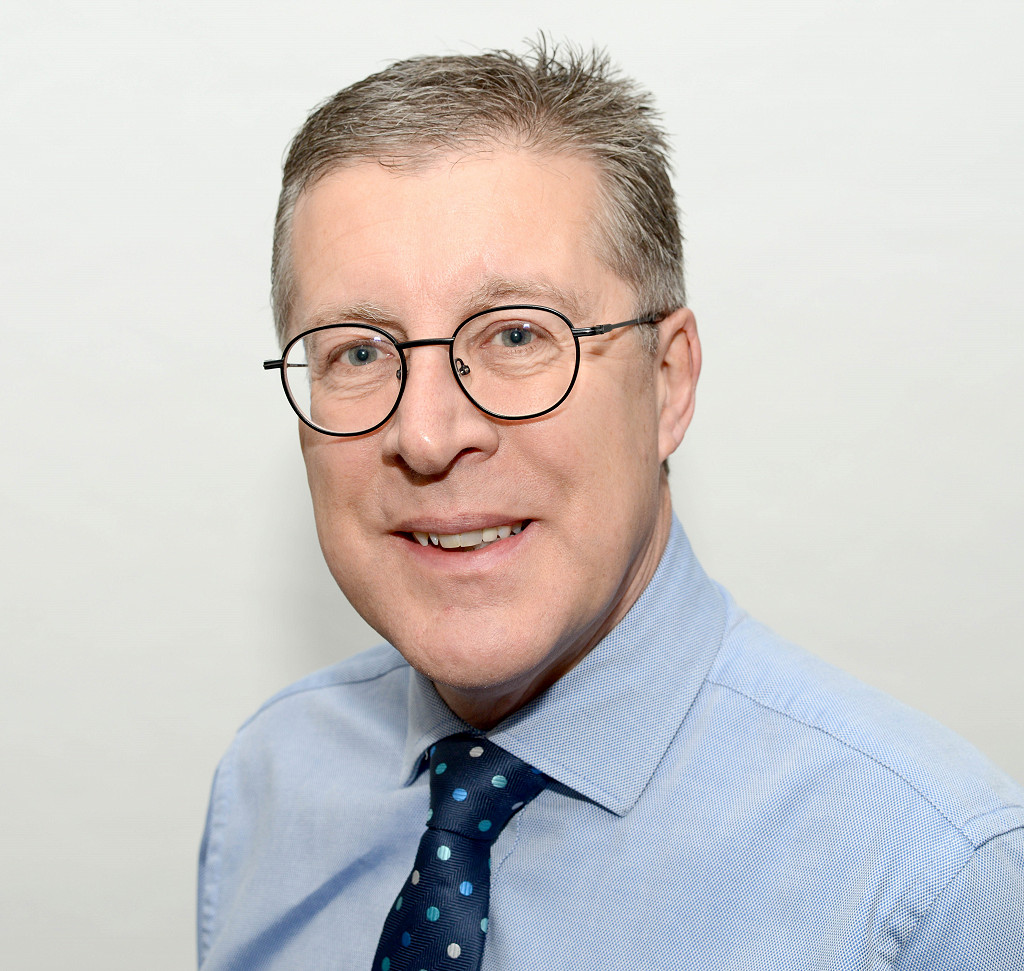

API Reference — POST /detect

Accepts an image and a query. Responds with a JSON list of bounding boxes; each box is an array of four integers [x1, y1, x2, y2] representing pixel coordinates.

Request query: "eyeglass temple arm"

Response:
[[571, 314, 660, 338], [264, 359, 283, 370]]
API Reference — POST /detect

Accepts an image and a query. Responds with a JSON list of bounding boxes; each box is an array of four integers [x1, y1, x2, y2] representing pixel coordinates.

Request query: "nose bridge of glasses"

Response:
[[396, 336, 456, 352], [394, 335, 468, 402], [394, 336, 463, 384], [390, 332, 483, 437], [395, 335, 474, 389]]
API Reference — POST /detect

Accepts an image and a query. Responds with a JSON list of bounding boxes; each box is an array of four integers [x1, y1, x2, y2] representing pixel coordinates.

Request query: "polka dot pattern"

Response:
[[370, 732, 547, 971]]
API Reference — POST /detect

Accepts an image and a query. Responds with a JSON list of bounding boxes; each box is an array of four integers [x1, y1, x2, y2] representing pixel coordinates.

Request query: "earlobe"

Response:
[[655, 308, 701, 463]]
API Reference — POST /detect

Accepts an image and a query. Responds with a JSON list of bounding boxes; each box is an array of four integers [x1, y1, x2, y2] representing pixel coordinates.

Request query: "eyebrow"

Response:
[[460, 277, 589, 323], [298, 277, 592, 338], [302, 302, 397, 331]]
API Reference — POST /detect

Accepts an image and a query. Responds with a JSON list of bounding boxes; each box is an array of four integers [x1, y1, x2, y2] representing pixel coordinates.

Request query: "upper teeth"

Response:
[[412, 522, 524, 549]]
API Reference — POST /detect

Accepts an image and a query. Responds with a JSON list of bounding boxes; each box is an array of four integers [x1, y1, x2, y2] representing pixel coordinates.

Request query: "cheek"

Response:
[[300, 438, 389, 618], [588, 379, 660, 479], [592, 390, 662, 532], [535, 391, 661, 545], [301, 434, 336, 512], [300, 432, 375, 538]]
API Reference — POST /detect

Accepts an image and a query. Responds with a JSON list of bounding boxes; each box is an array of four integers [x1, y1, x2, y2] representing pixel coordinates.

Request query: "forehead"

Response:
[[287, 150, 626, 332]]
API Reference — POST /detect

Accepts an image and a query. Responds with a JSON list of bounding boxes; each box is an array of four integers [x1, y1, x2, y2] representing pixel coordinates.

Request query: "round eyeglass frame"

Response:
[[263, 304, 660, 437]]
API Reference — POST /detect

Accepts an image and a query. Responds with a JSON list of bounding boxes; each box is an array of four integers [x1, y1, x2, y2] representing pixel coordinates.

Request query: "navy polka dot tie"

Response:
[[371, 733, 546, 971]]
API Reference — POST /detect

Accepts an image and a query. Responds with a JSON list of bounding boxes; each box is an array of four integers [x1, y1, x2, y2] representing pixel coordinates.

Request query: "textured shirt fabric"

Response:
[[198, 518, 1024, 969]]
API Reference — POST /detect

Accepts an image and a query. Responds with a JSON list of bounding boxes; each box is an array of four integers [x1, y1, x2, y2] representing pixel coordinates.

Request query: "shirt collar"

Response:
[[401, 669, 472, 783], [401, 515, 727, 815]]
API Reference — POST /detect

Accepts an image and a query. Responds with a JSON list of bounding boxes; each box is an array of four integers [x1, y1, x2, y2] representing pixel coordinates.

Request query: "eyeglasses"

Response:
[[264, 304, 658, 437]]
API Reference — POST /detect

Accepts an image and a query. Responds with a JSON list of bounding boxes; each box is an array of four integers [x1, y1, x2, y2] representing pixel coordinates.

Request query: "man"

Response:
[[198, 43, 1024, 969]]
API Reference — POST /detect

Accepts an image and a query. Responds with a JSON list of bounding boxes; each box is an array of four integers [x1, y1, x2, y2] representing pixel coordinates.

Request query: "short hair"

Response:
[[271, 39, 686, 349]]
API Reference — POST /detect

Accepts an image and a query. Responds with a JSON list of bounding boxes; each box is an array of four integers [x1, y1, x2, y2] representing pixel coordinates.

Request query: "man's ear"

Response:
[[655, 308, 701, 463]]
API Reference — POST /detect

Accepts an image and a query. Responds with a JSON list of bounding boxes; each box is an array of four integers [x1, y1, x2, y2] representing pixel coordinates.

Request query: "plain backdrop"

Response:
[[2, 1, 1021, 967]]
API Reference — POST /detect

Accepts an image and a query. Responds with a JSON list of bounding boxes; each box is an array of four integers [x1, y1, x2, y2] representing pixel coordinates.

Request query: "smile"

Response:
[[410, 521, 527, 550]]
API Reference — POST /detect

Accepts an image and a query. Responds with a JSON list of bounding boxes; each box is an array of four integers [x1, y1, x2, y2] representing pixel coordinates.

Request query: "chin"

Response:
[[390, 615, 556, 693]]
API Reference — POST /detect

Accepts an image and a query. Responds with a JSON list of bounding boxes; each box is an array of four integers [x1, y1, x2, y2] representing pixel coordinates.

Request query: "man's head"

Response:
[[271, 40, 686, 348], [274, 42, 700, 728]]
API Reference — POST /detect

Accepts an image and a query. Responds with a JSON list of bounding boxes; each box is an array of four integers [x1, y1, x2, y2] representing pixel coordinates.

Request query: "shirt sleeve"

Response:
[[895, 827, 1024, 970]]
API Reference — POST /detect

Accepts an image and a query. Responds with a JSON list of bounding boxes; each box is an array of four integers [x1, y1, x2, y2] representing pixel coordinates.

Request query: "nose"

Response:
[[382, 344, 499, 477]]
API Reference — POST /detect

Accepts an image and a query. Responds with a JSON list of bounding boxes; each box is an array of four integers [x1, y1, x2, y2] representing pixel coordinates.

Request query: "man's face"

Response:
[[289, 149, 695, 726]]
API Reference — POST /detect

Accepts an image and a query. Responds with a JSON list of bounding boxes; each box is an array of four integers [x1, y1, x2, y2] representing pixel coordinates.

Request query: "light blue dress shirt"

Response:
[[198, 518, 1024, 969]]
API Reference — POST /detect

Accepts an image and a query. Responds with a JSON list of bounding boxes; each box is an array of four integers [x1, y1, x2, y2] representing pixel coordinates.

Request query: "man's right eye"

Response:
[[345, 344, 379, 366]]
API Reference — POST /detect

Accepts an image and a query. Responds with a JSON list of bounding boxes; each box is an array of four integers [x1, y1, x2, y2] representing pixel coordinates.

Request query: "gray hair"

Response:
[[271, 39, 686, 350]]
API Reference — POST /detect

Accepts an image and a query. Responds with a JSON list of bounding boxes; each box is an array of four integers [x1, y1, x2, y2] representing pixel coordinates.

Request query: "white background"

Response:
[[2, 1, 1021, 967]]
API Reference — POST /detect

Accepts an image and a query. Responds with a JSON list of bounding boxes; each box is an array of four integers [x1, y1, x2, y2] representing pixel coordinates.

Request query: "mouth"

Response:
[[407, 520, 528, 551]]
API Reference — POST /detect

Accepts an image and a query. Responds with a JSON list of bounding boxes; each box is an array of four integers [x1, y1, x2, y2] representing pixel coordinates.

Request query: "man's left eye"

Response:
[[497, 325, 533, 347]]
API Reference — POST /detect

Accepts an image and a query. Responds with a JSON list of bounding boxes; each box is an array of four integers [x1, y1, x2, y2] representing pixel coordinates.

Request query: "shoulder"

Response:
[[224, 643, 412, 766], [208, 643, 413, 802], [706, 597, 1024, 845], [698, 595, 1024, 965], [197, 645, 413, 961], [239, 642, 410, 727]]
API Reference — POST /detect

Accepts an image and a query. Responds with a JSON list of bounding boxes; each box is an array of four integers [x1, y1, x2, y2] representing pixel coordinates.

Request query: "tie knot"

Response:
[[426, 733, 545, 842]]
